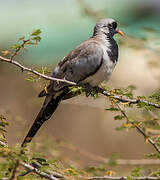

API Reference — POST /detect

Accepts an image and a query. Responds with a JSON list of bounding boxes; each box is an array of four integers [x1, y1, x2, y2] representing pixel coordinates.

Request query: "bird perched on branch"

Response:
[[21, 18, 124, 147]]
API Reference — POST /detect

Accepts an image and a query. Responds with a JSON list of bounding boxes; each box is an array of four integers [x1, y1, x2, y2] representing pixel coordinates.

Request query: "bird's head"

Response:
[[93, 18, 124, 37]]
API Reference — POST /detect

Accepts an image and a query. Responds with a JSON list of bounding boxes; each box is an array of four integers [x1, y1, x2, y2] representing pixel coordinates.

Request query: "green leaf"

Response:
[[31, 36, 41, 42], [106, 107, 119, 111], [25, 76, 36, 82], [114, 115, 125, 120], [11, 44, 21, 49], [145, 153, 160, 159], [115, 125, 126, 131], [91, 92, 98, 99], [25, 41, 35, 45], [31, 29, 42, 36], [131, 167, 141, 177], [18, 36, 25, 41], [108, 153, 118, 166], [0, 128, 6, 133], [127, 176, 134, 180], [136, 102, 148, 108], [0, 121, 8, 127], [32, 157, 49, 166], [0, 115, 6, 121], [150, 170, 160, 177]]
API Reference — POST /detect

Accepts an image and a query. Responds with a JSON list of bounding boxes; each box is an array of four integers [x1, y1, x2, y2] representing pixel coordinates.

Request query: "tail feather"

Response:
[[21, 90, 67, 147]]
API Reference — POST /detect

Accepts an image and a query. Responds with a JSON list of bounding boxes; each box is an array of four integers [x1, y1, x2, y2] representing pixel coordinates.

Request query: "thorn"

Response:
[[105, 170, 116, 176], [44, 87, 48, 94], [133, 123, 139, 128], [145, 137, 149, 144]]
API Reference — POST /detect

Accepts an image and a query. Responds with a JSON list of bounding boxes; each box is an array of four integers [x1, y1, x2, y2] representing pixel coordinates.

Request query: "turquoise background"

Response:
[[0, 0, 159, 64]]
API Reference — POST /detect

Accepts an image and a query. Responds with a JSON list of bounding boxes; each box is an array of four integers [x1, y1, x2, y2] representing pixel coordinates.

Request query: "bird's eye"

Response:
[[112, 22, 117, 29], [108, 24, 112, 28]]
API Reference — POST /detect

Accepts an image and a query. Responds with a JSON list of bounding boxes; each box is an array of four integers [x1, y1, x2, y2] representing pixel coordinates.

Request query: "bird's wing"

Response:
[[51, 41, 104, 91]]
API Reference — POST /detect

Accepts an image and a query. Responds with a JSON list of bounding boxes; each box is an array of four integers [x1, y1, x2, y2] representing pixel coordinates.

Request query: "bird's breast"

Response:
[[83, 45, 117, 86]]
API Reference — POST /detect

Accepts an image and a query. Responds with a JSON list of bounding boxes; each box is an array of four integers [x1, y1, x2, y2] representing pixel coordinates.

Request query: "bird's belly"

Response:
[[83, 56, 116, 86]]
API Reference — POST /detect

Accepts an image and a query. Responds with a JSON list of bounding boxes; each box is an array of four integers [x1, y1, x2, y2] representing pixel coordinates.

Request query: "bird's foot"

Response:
[[78, 83, 99, 97]]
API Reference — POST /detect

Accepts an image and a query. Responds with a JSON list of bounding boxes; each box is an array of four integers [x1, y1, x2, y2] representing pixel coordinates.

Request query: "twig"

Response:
[[97, 87, 160, 109], [0, 55, 76, 85], [115, 103, 160, 154], [1, 55, 160, 110], [9, 160, 19, 180], [20, 162, 60, 180], [10, 39, 30, 61], [83, 176, 160, 180], [0, 140, 8, 147]]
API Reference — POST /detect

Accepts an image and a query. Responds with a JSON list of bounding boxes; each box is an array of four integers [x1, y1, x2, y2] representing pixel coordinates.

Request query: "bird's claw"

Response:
[[78, 83, 99, 97]]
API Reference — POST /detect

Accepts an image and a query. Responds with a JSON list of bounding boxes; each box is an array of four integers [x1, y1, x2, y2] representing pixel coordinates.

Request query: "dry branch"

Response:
[[20, 162, 60, 180], [0, 55, 76, 85], [115, 103, 160, 154], [84, 176, 160, 180], [9, 160, 19, 180], [0, 55, 160, 109]]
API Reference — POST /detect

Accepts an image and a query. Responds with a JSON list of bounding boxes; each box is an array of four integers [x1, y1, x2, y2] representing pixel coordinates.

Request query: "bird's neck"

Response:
[[93, 31, 118, 63], [92, 31, 115, 46]]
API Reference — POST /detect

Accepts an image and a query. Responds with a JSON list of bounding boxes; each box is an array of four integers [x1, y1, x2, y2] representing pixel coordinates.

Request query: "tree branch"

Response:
[[1, 55, 160, 110], [115, 103, 160, 154], [83, 176, 160, 180], [9, 160, 19, 180], [0, 55, 76, 85], [20, 162, 61, 180], [97, 87, 160, 109]]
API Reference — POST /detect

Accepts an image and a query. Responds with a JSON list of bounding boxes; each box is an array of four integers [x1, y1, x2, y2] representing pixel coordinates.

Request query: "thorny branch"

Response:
[[115, 103, 160, 153], [20, 162, 61, 180], [0, 55, 76, 85], [10, 39, 30, 61], [9, 160, 19, 180], [84, 176, 160, 180], [0, 55, 160, 109]]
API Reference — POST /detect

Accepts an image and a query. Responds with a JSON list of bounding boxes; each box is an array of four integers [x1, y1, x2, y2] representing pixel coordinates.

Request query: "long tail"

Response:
[[21, 91, 66, 147]]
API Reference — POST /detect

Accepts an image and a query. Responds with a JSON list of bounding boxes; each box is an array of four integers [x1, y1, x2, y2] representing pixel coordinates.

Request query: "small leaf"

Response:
[[31, 29, 42, 36], [106, 107, 119, 111], [131, 167, 141, 177], [114, 115, 124, 120], [11, 44, 21, 49], [145, 153, 160, 159], [25, 41, 35, 45], [32, 36, 41, 42], [18, 36, 25, 41]]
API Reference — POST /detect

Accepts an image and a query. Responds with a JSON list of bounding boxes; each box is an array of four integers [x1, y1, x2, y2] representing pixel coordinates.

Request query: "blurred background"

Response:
[[0, 0, 160, 174]]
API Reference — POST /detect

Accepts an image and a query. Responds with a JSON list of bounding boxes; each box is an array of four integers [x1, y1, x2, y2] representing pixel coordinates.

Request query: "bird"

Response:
[[21, 18, 124, 147]]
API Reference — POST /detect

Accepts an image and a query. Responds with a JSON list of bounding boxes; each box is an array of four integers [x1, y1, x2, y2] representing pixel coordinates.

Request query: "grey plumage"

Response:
[[21, 18, 122, 147]]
